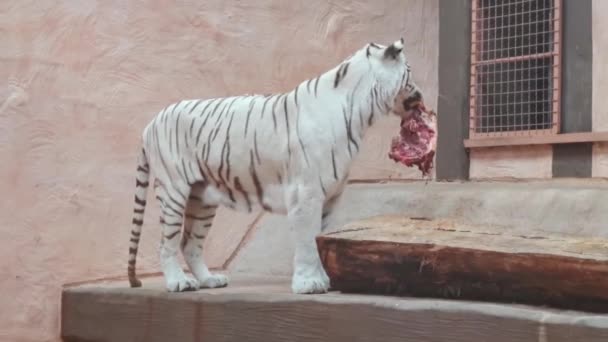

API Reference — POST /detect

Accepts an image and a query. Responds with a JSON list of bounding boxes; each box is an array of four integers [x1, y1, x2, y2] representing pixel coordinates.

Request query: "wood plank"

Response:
[[316, 215, 608, 313]]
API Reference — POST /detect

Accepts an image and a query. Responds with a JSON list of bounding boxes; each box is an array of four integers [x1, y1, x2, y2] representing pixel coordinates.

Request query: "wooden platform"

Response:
[[61, 275, 608, 342], [317, 215, 608, 313]]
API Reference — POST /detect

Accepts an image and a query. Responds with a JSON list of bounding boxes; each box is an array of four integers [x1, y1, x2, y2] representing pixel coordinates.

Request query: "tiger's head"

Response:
[[360, 38, 425, 119]]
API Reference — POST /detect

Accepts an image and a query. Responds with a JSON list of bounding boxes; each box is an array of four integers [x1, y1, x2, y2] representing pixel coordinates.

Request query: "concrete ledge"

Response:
[[61, 275, 608, 342]]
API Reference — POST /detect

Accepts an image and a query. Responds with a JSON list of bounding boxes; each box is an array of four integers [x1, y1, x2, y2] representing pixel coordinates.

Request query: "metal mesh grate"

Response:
[[469, 0, 561, 137]]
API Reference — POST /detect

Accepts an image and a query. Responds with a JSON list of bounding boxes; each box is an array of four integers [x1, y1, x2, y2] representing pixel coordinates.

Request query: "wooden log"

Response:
[[316, 215, 608, 313]]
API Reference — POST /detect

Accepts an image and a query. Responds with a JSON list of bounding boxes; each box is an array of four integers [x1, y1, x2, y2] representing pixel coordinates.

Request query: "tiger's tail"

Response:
[[128, 146, 150, 288]]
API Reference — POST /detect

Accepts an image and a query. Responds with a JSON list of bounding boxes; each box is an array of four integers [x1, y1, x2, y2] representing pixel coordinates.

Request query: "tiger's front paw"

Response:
[[291, 269, 330, 294], [166, 274, 199, 292]]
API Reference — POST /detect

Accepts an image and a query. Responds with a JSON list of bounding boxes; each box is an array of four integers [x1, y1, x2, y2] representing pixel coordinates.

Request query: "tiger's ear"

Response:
[[384, 38, 404, 60]]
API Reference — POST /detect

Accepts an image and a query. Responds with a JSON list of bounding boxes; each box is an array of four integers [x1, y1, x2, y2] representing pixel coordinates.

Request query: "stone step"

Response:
[[61, 274, 608, 342]]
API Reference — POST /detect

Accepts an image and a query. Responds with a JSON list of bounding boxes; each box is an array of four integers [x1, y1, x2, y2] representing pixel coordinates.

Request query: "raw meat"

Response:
[[388, 105, 437, 176]]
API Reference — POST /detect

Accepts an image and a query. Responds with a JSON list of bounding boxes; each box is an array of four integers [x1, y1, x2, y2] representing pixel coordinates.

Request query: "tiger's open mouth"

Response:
[[388, 105, 437, 176]]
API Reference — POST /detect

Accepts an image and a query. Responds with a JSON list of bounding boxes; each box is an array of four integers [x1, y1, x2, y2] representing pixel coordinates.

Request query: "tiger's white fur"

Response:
[[128, 38, 424, 294]]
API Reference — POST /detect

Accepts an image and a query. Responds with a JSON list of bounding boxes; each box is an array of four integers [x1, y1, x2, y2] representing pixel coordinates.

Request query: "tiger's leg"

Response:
[[287, 185, 330, 294], [155, 181, 199, 292], [181, 188, 228, 289], [321, 190, 344, 233]]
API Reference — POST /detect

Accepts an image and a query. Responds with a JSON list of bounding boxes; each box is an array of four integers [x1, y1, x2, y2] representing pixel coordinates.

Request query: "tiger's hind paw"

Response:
[[199, 273, 229, 289], [166, 275, 199, 292]]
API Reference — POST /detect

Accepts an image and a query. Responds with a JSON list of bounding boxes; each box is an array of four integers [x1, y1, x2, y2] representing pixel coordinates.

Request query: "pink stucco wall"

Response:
[[0, 1, 438, 341]]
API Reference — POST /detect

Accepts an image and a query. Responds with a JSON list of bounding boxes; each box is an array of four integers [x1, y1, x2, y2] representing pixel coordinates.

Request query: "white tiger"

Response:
[[128, 38, 425, 294]]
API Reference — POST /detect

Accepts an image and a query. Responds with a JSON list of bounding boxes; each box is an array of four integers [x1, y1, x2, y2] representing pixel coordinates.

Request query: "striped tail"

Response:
[[128, 147, 150, 288]]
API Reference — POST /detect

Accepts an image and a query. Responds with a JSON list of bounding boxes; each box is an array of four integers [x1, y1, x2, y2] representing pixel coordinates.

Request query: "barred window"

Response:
[[469, 0, 561, 138]]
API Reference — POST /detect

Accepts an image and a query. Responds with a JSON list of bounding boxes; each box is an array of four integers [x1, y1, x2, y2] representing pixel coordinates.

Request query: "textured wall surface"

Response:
[[592, 0, 608, 177], [0, 1, 438, 341], [469, 146, 553, 180]]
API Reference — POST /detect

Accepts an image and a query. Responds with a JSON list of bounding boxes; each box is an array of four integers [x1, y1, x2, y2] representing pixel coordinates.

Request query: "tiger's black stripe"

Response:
[[134, 195, 146, 207], [204, 121, 214, 164], [400, 65, 408, 89], [271, 94, 281, 131], [155, 125, 174, 185], [372, 87, 383, 116], [319, 176, 327, 197], [160, 215, 183, 226], [174, 157, 188, 182], [208, 142, 236, 203], [218, 109, 236, 190], [166, 101, 181, 145], [314, 77, 320, 97], [134, 208, 144, 214], [164, 229, 181, 239], [195, 152, 207, 182], [211, 122, 223, 142], [347, 109, 360, 152], [331, 149, 338, 180], [173, 108, 182, 155], [368, 90, 375, 125], [166, 192, 186, 211], [294, 84, 300, 107], [188, 99, 202, 113], [162, 201, 184, 218], [137, 165, 149, 173], [334, 62, 350, 88], [161, 206, 182, 220], [234, 176, 252, 212], [132, 218, 143, 226], [168, 127, 173, 155], [305, 79, 313, 94], [295, 104, 310, 166], [249, 150, 271, 211], [244, 97, 257, 137], [174, 185, 188, 203], [187, 161, 197, 185], [185, 213, 215, 221], [342, 106, 354, 158], [213, 97, 238, 130], [277, 172, 283, 185], [224, 109, 236, 180], [217, 112, 234, 182], [136, 179, 149, 188], [283, 95, 292, 161], [260, 95, 273, 120], [180, 159, 191, 185], [195, 98, 224, 144], [180, 100, 197, 149], [253, 131, 261, 165], [358, 107, 365, 132], [209, 99, 233, 144], [348, 74, 366, 137]]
